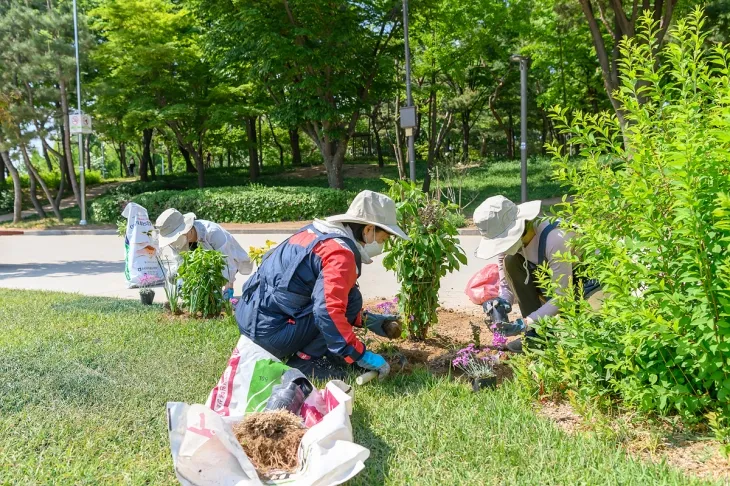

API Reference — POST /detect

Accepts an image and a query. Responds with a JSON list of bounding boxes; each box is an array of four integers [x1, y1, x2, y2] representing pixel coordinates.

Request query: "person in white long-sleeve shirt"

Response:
[[473, 195, 596, 353], [155, 209, 253, 299]]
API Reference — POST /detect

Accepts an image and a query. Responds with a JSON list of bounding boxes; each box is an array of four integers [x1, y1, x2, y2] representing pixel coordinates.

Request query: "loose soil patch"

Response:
[[360, 299, 516, 383], [538, 400, 730, 483]]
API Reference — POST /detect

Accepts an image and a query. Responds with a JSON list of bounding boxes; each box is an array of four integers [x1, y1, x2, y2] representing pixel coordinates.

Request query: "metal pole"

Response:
[[519, 58, 528, 203], [72, 0, 86, 225], [403, 0, 416, 183]]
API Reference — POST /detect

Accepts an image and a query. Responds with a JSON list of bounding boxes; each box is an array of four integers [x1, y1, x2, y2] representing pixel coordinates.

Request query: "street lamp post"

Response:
[[402, 0, 416, 182], [72, 0, 87, 225], [510, 55, 529, 203]]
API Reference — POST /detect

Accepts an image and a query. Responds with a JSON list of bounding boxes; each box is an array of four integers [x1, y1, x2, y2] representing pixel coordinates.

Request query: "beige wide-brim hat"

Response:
[[327, 190, 410, 241], [474, 196, 541, 260], [155, 208, 196, 248]]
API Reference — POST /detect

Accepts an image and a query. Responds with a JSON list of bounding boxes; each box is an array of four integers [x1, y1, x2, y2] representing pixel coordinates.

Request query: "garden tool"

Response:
[[482, 297, 511, 325]]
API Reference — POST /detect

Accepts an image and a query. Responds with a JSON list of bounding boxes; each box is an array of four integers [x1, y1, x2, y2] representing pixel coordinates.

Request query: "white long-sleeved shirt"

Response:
[[497, 220, 573, 322], [191, 220, 253, 284]]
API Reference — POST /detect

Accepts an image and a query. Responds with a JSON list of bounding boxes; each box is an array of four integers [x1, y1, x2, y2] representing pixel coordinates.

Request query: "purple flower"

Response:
[[230, 298, 239, 306], [409, 315, 415, 322], [492, 332, 508, 348]]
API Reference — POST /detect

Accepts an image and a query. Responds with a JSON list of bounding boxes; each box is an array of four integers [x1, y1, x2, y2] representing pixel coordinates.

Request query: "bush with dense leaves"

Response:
[[0, 189, 13, 214], [90, 185, 352, 223], [6, 170, 102, 190], [515, 10, 730, 430]]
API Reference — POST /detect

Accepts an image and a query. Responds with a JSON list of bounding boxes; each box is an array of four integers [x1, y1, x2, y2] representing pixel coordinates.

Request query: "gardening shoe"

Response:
[[285, 355, 349, 381], [506, 329, 539, 354]]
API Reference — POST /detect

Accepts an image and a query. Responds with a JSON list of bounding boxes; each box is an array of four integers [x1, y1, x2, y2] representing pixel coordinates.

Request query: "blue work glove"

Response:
[[482, 297, 512, 315], [223, 288, 234, 301], [363, 311, 399, 338], [495, 318, 528, 337], [356, 351, 390, 381]]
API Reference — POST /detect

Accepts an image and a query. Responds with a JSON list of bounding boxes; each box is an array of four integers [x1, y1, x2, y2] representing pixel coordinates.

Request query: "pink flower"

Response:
[[230, 298, 239, 306]]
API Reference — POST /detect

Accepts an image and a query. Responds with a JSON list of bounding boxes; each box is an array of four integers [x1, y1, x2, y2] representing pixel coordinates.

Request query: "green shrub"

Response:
[[383, 179, 466, 340], [178, 248, 228, 318], [6, 170, 103, 190], [0, 189, 13, 214], [517, 10, 730, 424], [90, 186, 352, 224]]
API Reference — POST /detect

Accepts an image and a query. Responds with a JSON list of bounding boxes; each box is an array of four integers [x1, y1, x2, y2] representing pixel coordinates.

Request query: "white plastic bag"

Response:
[[167, 335, 370, 485], [122, 202, 164, 288]]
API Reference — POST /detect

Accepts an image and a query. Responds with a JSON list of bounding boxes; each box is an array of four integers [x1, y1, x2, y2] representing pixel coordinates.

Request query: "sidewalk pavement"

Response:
[[0, 233, 488, 314]]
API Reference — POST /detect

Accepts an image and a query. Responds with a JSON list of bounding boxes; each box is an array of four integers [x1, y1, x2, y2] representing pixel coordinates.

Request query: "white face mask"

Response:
[[363, 227, 384, 258], [170, 234, 188, 251]]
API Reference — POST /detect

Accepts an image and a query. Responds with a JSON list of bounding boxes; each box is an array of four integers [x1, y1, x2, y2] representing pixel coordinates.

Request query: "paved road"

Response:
[[0, 233, 489, 314]]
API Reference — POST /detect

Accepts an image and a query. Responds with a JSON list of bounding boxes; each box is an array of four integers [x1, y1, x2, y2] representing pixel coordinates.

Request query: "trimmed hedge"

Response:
[[5, 171, 103, 190], [90, 185, 353, 224], [0, 189, 13, 214]]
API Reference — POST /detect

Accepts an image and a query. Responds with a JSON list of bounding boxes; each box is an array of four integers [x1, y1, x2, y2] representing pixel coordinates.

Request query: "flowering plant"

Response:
[[491, 325, 508, 348], [452, 344, 497, 379], [369, 297, 398, 315], [138, 274, 157, 295]]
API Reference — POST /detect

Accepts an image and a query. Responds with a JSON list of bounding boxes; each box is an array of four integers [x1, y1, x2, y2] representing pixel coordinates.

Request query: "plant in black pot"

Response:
[[452, 344, 498, 392], [138, 273, 157, 305]]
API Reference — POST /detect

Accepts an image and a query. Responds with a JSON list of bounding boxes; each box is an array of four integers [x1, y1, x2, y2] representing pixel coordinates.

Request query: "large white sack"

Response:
[[122, 202, 164, 288], [167, 335, 370, 485]]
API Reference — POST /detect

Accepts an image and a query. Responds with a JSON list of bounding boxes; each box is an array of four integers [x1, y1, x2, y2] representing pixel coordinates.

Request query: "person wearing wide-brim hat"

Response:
[[155, 209, 253, 300], [234, 190, 409, 381], [474, 195, 583, 353]]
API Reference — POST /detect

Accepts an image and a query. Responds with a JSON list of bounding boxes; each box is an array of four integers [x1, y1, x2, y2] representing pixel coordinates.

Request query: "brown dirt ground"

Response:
[[538, 400, 730, 483], [360, 298, 515, 383], [286, 164, 388, 180]]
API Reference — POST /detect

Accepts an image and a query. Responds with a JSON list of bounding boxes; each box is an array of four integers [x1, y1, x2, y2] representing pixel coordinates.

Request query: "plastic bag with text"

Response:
[[167, 335, 370, 485], [121, 202, 164, 288]]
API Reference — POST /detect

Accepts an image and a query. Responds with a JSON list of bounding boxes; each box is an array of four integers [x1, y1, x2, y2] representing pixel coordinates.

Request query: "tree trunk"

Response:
[[267, 116, 285, 167], [168, 146, 174, 173], [85, 136, 91, 171], [289, 129, 302, 166], [20, 142, 62, 221], [0, 150, 6, 186], [246, 117, 259, 181], [373, 123, 384, 168], [461, 110, 470, 161], [2, 151, 23, 223], [58, 73, 81, 208], [257, 116, 263, 171], [322, 147, 346, 190], [140, 128, 153, 182], [42, 144, 54, 171], [423, 83, 438, 193], [179, 143, 195, 173], [227, 148, 231, 167]]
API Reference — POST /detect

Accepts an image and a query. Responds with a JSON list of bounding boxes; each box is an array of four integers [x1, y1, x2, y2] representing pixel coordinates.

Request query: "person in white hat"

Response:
[[474, 195, 582, 353], [234, 190, 409, 380], [155, 209, 253, 300]]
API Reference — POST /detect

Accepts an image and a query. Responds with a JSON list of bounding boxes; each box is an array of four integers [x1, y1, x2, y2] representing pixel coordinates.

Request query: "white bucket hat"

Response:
[[156, 208, 196, 248], [474, 196, 541, 260], [327, 190, 410, 241]]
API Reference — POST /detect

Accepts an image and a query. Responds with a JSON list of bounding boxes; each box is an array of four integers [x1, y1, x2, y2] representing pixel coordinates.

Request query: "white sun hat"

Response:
[[474, 196, 541, 260], [327, 190, 410, 241], [155, 208, 196, 248]]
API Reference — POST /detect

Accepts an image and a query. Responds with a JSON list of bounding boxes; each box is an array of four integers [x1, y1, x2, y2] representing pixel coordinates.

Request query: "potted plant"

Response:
[[452, 344, 498, 392], [138, 274, 157, 305]]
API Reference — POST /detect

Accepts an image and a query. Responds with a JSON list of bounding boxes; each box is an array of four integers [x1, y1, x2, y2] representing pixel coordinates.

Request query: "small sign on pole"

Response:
[[70, 113, 93, 135], [399, 106, 417, 129]]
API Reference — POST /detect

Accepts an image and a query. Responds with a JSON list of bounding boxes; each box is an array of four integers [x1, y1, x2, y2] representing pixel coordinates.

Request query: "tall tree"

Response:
[[195, 0, 402, 189]]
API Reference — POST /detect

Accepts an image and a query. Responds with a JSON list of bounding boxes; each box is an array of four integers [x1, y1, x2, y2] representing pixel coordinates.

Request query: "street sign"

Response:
[[70, 113, 93, 135], [399, 106, 417, 129]]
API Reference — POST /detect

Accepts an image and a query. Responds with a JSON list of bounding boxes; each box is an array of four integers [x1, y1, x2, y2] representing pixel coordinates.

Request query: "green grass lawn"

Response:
[[0, 289, 714, 485]]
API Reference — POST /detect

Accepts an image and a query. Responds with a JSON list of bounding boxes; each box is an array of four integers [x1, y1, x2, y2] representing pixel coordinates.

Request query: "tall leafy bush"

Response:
[[178, 248, 227, 318], [383, 179, 466, 340], [517, 10, 730, 425]]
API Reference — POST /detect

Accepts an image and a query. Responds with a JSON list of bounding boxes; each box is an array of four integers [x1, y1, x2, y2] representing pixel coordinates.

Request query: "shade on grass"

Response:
[[0, 290, 710, 485]]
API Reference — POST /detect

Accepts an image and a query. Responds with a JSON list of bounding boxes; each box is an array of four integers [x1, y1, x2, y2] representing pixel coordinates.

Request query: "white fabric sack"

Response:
[[167, 335, 370, 486], [122, 202, 164, 288]]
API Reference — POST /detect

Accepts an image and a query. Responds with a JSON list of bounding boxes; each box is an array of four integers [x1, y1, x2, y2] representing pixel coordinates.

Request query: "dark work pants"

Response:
[[503, 253, 544, 318], [252, 313, 328, 360]]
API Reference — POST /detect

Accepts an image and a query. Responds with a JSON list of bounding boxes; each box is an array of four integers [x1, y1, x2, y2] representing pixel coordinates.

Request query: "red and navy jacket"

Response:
[[235, 225, 366, 363]]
